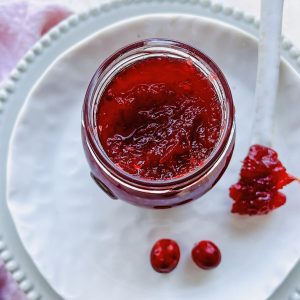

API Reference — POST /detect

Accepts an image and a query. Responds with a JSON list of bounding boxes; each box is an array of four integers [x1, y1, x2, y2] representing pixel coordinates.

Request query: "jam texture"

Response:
[[230, 144, 296, 215], [97, 57, 222, 180]]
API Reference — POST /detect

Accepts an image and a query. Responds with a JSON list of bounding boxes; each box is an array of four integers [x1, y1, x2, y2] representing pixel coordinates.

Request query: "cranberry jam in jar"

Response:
[[82, 39, 235, 208]]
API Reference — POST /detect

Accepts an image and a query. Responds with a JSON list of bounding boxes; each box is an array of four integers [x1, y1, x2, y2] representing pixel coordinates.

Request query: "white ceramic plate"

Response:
[[6, 12, 300, 300], [2, 2, 300, 300]]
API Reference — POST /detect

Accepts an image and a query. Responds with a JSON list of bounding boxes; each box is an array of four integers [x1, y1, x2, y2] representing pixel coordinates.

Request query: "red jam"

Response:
[[150, 239, 180, 273], [230, 144, 296, 215], [191, 240, 221, 270], [97, 56, 222, 180]]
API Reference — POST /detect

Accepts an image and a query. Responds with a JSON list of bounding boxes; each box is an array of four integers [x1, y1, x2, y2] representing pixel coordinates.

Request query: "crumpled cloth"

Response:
[[0, 1, 71, 82], [0, 2, 71, 299], [0, 262, 25, 300]]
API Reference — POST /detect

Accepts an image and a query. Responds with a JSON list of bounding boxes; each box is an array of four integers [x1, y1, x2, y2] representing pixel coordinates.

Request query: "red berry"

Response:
[[150, 239, 180, 273], [192, 240, 221, 270], [230, 144, 296, 215]]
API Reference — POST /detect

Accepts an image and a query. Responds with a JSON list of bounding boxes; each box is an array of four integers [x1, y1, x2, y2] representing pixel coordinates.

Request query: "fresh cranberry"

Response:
[[192, 240, 221, 270], [150, 239, 180, 273], [230, 144, 296, 215]]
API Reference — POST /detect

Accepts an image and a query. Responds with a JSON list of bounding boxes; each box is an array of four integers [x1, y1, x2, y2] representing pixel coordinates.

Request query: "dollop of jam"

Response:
[[97, 57, 222, 180], [230, 144, 296, 215]]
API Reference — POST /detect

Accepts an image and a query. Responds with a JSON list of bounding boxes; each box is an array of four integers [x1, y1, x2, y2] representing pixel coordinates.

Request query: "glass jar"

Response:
[[82, 39, 235, 208]]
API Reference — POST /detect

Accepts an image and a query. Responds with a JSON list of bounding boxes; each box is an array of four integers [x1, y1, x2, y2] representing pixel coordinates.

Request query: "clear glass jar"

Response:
[[82, 39, 235, 208]]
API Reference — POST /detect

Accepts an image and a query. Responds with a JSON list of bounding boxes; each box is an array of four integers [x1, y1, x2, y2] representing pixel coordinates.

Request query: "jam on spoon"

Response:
[[230, 145, 296, 215], [229, 0, 299, 215]]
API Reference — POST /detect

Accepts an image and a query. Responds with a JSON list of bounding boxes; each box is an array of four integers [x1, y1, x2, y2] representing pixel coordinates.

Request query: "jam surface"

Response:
[[230, 144, 296, 215], [97, 57, 222, 180]]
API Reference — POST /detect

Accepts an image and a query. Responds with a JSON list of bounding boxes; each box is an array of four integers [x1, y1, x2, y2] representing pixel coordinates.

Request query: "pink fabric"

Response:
[[0, 261, 25, 300], [0, 1, 71, 82], [0, 2, 71, 299]]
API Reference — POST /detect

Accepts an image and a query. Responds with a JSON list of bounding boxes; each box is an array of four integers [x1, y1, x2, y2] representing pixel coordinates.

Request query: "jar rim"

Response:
[[82, 38, 234, 190]]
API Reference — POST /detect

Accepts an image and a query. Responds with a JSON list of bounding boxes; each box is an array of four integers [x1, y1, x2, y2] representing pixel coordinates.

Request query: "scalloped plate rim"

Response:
[[0, 1, 300, 300]]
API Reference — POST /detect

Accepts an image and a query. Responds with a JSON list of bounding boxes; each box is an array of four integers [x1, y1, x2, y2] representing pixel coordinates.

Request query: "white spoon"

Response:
[[252, 0, 284, 146], [228, 0, 298, 216]]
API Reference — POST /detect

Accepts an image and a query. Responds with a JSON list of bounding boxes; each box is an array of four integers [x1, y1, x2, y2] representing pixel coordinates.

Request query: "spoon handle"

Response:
[[252, 0, 284, 146]]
